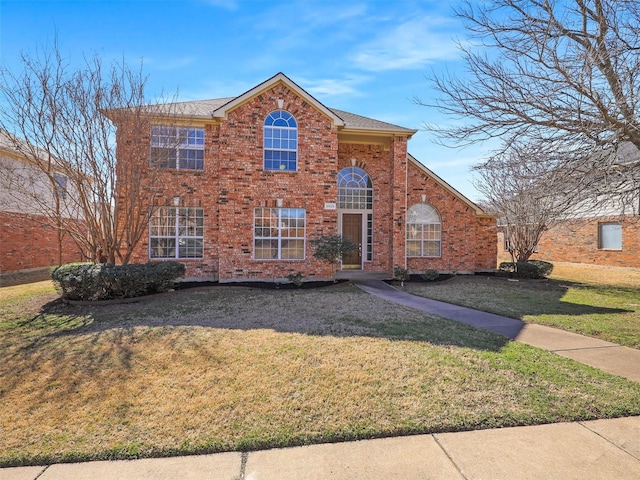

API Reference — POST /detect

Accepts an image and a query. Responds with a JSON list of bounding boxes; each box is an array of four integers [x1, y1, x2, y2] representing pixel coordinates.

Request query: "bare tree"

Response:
[[0, 41, 180, 265], [473, 142, 569, 262], [421, 0, 640, 208]]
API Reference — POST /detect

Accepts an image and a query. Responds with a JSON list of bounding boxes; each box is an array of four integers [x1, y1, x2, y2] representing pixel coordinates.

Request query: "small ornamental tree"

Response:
[[312, 234, 357, 281]]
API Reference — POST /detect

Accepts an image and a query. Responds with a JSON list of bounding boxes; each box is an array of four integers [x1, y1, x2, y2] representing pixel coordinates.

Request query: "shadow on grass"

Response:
[[403, 276, 633, 320], [26, 282, 511, 352]]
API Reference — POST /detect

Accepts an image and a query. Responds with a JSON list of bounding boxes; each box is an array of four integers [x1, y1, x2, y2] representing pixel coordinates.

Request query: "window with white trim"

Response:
[[598, 222, 622, 250], [254, 208, 305, 259], [406, 203, 442, 257], [150, 207, 204, 259], [264, 111, 297, 171], [337, 167, 373, 209], [150, 126, 204, 170]]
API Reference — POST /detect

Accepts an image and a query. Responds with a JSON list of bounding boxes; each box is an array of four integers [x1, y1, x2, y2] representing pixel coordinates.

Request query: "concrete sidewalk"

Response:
[[355, 279, 640, 383], [3, 417, 640, 479], [3, 279, 640, 479]]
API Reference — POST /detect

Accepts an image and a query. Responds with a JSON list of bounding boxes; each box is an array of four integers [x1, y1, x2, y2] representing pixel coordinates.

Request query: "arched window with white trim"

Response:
[[264, 110, 297, 171], [406, 203, 441, 257]]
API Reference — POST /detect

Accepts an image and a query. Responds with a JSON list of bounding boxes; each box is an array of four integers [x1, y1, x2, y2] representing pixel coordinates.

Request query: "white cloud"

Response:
[[300, 75, 370, 98], [352, 16, 461, 72]]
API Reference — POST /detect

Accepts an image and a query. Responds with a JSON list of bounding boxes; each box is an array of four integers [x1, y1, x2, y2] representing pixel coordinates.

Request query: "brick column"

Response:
[[390, 136, 408, 271]]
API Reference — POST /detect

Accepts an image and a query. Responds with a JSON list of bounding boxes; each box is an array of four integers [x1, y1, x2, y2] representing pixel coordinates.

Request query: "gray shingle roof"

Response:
[[329, 108, 416, 134], [160, 97, 416, 134]]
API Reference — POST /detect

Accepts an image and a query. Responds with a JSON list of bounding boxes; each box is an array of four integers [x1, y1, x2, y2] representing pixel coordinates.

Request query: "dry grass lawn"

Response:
[[2, 278, 640, 467]]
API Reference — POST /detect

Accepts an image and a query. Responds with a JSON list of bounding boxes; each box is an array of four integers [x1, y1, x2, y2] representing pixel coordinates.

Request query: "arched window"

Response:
[[406, 203, 441, 257], [337, 167, 372, 209], [264, 110, 297, 171]]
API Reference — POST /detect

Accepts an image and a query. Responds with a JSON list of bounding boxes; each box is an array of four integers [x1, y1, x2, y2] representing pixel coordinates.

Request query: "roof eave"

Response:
[[340, 126, 418, 138], [407, 153, 491, 217]]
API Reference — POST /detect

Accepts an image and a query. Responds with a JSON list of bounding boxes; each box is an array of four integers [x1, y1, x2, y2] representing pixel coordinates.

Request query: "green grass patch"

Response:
[[404, 276, 640, 349], [1, 280, 640, 467]]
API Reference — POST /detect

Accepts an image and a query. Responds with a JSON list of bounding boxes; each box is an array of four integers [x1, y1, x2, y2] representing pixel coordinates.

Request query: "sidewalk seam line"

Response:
[[432, 434, 469, 480], [578, 421, 640, 462], [33, 465, 49, 479], [552, 345, 624, 353], [237, 452, 248, 480]]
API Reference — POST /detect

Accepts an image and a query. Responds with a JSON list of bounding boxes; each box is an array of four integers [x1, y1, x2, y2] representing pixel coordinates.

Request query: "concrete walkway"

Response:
[[3, 417, 640, 479], [3, 279, 640, 479], [355, 279, 640, 383]]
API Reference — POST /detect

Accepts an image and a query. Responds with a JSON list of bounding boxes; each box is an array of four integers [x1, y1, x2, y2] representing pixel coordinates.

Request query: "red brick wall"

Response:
[[532, 217, 640, 268], [117, 83, 494, 280], [0, 211, 85, 273], [337, 141, 408, 274], [405, 165, 497, 273]]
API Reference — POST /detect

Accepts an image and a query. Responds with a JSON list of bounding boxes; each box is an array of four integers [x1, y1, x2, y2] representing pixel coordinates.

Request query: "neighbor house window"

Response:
[[53, 172, 67, 199], [254, 208, 305, 259], [598, 222, 622, 250], [150, 207, 204, 259], [264, 111, 297, 171], [406, 203, 441, 257], [150, 126, 204, 170]]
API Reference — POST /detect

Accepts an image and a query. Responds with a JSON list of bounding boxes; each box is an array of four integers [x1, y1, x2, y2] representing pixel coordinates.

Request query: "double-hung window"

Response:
[[254, 208, 305, 259], [150, 126, 204, 170], [150, 207, 204, 259], [406, 203, 442, 257], [264, 111, 297, 171]]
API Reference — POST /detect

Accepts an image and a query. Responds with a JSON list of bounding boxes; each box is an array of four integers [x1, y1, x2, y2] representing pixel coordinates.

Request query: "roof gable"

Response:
[[408, 153, 490, 217], [212, 72, 345, 127]]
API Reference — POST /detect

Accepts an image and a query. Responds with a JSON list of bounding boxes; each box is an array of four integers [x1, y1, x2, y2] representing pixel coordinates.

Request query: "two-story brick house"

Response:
[[114, 73, 496, 282]]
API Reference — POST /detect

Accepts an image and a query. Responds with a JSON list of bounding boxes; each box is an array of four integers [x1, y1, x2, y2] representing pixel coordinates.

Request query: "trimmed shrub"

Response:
[[393, 266, 410, 284], [286, 272, 305, 287], [498, 260, 553, 279], [51, 262, 186, 301], [528, 260, 554, 277], [420, 269, 440, 281]]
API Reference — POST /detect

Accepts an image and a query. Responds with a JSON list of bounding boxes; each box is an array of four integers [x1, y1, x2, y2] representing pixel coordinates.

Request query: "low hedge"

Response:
[[498, 260, 554, 279], [50, 262, 186, 301]]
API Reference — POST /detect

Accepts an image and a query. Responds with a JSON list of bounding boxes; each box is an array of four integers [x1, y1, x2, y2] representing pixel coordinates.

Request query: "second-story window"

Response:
[[150, 126, 204, 170], [264, 110, 297, 171]]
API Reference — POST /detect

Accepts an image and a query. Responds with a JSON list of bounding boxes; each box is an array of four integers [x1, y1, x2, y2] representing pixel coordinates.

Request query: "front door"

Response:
[[342, 213, 362, 269]]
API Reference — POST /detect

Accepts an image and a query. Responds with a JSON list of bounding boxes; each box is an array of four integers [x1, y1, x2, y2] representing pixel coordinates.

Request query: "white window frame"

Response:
[[149, 207, 204, 259], [150, 126, 205, 170], [406, 203, 442, 258], [598, 222, 622, 250], [254, 207, 306, 260], [263, 110, 298, 172]]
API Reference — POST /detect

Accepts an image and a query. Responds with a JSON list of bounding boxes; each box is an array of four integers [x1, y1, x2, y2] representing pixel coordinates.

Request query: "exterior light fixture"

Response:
[[276, 198, 284, 208], [173, 196, 180, 206], [397, 215, 403, 227]]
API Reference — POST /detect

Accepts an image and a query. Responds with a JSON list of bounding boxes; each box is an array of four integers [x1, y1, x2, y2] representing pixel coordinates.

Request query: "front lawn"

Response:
[[2, 280, 640, 467], [403, 275, 640, 349]]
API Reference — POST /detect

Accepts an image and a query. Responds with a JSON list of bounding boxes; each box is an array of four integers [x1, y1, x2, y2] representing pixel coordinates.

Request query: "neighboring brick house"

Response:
[[0, 130, 85, 285], [497, 143, 640, 269], [114, 73, 496, 282], [530, 216, 640, 268]]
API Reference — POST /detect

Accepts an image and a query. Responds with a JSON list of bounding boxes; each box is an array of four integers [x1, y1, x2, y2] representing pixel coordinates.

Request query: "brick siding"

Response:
[[532, 217, 640, 268], [117, 82, 497, 281], [0, 211, 85, 273]]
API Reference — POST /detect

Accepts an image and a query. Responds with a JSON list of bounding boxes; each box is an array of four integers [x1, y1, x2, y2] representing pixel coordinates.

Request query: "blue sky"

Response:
[[0, 0, 489, 200]]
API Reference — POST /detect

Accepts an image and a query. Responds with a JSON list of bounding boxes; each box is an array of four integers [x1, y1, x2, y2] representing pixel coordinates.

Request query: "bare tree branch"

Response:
[[0, 40, 181, 265], [420, 0, 640, 209]]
